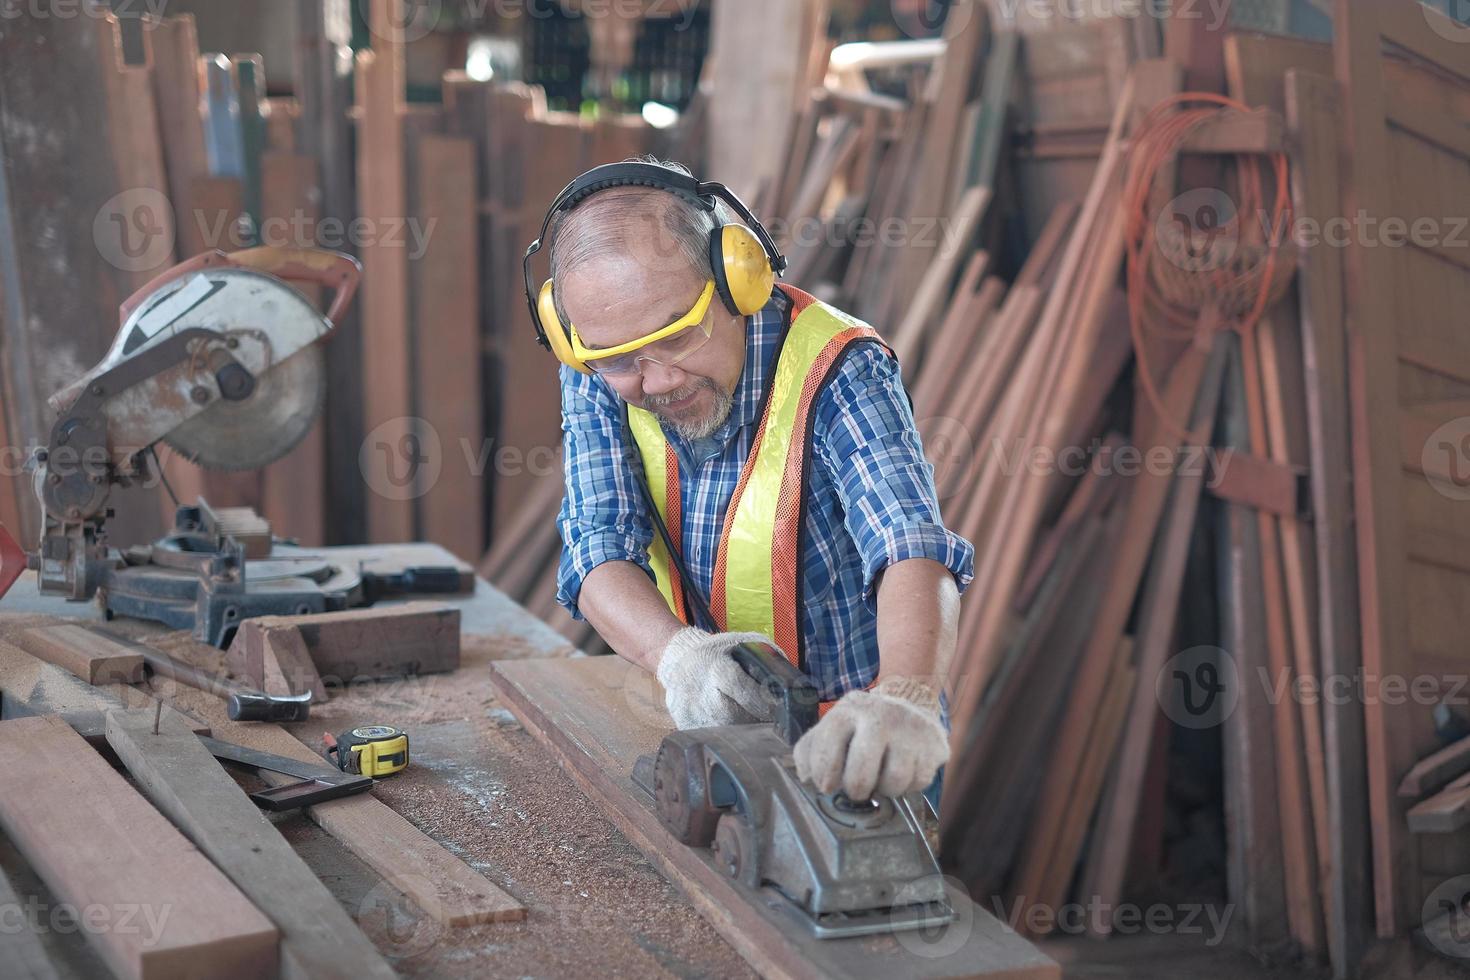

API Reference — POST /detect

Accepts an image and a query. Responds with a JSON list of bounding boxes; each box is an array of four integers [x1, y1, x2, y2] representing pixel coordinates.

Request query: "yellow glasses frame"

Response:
[[569, 280, 716, 365]]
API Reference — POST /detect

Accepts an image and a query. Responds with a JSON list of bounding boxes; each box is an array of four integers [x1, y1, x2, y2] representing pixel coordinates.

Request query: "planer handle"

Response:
[[729, 641, 821, 746]]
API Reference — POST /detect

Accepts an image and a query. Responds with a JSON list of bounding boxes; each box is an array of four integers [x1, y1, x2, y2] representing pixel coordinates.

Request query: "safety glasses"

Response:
[[571, 281, 717, 377]]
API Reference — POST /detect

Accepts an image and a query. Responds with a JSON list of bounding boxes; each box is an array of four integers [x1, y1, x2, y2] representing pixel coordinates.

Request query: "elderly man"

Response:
[[523, 159, 973, 803]]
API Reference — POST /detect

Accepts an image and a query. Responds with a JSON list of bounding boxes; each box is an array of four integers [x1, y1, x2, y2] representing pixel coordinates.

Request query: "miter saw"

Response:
[[0, 246, 464, 647], [635, 640, 955, 940]]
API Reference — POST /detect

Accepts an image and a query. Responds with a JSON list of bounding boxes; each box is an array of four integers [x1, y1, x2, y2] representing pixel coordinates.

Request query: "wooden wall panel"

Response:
[[1333, 0, 1470, 937]]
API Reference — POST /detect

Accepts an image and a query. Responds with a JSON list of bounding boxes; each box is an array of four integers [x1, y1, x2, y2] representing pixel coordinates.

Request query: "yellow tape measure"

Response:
[[324, 725, 410, 777]]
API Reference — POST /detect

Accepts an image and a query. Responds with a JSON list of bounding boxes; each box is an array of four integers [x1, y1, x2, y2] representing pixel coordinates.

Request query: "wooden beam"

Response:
[[0, 638, 207, 743], [355, 0, 414, 543], [0, 715, 277, 980], [1287, 66, 1371, 980], [15, 623, 145, 685], [104, 710, 396, 980], [490, 656, 1059, 980], [412, 134, 482, 562], [226, 602, 459, 689], [1407, 783, 1470, 834], [1207, 448, 1302, 517], [1399, 734, 1470, 799]]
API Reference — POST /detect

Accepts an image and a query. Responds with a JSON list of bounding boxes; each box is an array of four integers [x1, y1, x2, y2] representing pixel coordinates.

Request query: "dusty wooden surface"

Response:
[[0, 543, 752, 978]]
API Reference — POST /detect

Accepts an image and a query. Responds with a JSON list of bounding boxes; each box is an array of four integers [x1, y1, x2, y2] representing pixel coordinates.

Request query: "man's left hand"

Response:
[[792, 677, 948, 800]]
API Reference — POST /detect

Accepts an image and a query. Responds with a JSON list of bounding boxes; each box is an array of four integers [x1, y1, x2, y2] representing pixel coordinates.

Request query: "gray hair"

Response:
[[548, 157, 734, 328]]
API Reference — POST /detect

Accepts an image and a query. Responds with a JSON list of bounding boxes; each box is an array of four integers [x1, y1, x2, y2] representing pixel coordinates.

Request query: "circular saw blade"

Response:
[[164, 344, 326, 471]]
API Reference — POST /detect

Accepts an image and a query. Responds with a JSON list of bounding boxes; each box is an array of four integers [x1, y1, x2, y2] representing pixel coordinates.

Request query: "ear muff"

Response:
[[537, 280, 590, 374], [710, 223, 776, 317]]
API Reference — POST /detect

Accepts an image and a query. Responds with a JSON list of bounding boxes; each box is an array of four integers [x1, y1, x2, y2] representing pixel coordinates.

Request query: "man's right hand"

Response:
[[655, 628, 779, 730]]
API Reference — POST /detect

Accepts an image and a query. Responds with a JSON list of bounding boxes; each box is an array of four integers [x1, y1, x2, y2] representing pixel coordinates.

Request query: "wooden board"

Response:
[[153, 681, 524, 927], [105, 709, 396, 980], [226, 602, 459, 688], [16, 623, 144, 685], [0, 715, 277, 980], [1286, 66, 1372, 980], [1333, 0, 1470, 936], [412, 134, 482, 562], [0, 638, 207, 743], [489, 655, 1059, 980], [259, 151, 327, 546], [355, 0, 414, 543]]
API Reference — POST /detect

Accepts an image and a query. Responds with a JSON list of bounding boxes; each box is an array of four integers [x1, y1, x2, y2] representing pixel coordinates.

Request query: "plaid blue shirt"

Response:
[[555, 288, 974, 702]]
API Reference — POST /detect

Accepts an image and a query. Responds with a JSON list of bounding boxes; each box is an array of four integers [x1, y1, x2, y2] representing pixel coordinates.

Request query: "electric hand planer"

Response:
[[635, 640, 954, 940]]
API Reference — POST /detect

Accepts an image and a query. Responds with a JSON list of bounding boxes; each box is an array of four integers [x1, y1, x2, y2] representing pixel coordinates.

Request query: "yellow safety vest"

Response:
[[628, 285, 892, 678]]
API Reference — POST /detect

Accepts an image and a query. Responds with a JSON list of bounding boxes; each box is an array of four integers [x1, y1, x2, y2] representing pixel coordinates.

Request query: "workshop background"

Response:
[[2, 0, 1470, 978]]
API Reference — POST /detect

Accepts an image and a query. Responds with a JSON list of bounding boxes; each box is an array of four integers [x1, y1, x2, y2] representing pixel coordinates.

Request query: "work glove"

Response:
[[793, 676, 948, 800], [655, 628, 778, 730]]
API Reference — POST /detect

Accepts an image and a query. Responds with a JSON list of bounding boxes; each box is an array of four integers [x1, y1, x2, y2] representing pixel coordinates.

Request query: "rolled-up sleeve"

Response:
[[554, 364, 655, 619], [813, 343, 975, 608]]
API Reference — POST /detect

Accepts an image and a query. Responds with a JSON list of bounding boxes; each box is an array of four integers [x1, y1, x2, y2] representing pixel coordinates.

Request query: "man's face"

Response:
[[558, 235, 746, 440]]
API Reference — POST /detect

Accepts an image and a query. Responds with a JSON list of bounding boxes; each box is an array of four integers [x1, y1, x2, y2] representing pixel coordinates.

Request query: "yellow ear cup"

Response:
[[538, 280, 590, 374], [719, 224, 776, 316]]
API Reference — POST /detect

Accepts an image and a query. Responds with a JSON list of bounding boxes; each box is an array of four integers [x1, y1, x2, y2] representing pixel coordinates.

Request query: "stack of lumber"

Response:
[[483, 5, 1470, 979]]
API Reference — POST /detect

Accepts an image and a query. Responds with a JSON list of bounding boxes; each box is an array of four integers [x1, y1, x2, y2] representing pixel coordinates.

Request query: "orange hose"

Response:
[[1122, 93, 1292, 441]]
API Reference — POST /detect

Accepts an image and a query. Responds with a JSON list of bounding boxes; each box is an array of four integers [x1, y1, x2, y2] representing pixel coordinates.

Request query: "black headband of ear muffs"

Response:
[[522, 162, 788, 351]]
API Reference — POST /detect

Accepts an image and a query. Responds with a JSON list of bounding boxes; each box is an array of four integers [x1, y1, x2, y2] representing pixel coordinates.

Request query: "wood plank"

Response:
[[1399, 733, 1470, 799], [15, 623, 145, 685], [1287, 67, 1371, 980], [889, 187, 991, 373], [258, 151, 327, 546], [0, 853, 59, 980], [227, 624, 328, 702], [412, 134, 482, 562], [147, 681, 525, 927], [490, 655, 1058, 980], [1380, 2, 1470, 80], [104, 710, 396, 980], [0, 637, 207, 742], [355, 0, 414, 543], [1079, 348, 1226, 927], [227, 602, 459, 689], [1335, 0, 1443, 936], [1218, 419, 1290, 952], [146, 14, 208, 258], [0, 715, 277, 980], [1407, 783, 1470, 834]]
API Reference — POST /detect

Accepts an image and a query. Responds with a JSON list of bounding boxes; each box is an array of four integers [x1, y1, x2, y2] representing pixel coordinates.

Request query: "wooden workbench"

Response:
[[0, 543, 756, 978]]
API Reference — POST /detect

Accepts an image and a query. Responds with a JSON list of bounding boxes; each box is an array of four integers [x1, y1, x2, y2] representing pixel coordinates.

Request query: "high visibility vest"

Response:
[[627, 284, 892, 675]]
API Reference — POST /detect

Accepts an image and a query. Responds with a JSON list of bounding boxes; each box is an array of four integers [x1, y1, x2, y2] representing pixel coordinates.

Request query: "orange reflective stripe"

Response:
[[769, 325, 884, 667], [816, 674, 881, 717], [662, 443, 689, 624]]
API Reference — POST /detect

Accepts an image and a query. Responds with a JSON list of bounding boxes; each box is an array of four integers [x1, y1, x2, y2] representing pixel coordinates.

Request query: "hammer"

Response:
[[139, 648, 311, 722]]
